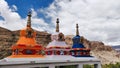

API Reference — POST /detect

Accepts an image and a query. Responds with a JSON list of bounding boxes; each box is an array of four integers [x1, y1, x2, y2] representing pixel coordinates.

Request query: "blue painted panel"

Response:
[[72, 35, 85, 48]]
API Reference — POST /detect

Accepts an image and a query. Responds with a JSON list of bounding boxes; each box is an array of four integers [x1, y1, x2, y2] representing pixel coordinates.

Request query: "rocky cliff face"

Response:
[[0, 27, 13, 58], [0, 27, 120, 64]]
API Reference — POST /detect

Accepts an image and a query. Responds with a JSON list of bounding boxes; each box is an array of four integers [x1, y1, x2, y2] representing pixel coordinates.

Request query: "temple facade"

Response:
[[45, 18, 71, 55], [9, 12, 44, 58]]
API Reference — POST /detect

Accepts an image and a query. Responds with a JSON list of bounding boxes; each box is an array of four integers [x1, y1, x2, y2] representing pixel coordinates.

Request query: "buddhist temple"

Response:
[[9, 12, 44, 58], [45, 18, 71, 55], [0, 16, 101, 68], [70, 24, 91, 57]]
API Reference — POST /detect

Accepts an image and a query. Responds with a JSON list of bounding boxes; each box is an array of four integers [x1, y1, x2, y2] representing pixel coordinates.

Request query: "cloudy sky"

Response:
[[0, 0, 120, 45]]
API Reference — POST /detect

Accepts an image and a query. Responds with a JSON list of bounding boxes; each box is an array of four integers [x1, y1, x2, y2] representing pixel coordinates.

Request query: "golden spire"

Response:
[[76, 24, 79, 36], [27, 11, 32, 27], [56, 18, 59, 32]]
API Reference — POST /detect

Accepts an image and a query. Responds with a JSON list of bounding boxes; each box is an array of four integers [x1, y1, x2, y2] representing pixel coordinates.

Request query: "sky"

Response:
[[0, 0, 120, 46]]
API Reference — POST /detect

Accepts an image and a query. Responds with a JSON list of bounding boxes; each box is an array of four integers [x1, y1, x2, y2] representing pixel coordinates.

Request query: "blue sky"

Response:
[[5, 0, 54, 24], [1, 0, 120, 45], [5, 0, 54, 18]]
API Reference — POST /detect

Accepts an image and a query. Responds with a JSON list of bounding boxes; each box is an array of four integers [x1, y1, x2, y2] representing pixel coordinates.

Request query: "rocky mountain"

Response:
[[0, 27, 14, 59], [0, 27, 120, 64]]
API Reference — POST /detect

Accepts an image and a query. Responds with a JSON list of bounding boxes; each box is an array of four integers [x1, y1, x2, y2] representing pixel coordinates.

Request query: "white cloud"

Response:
[[41, 0, 120, 45], [1, 0, 120, 45], [0, 0, 24, 30], [11, 5, 17, 11], [0, 0, 50, 32], [30, 9, 51, 31]]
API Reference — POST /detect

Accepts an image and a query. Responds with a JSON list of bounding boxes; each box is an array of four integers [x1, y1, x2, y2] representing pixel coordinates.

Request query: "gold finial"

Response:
[[27, 11, 32, 27], [56, 18, 59, 32], [76, 24, 79, 35]]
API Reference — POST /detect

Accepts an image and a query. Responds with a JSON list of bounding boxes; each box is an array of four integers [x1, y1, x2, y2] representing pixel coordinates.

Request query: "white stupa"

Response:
[[45, 18, 71, 55]]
